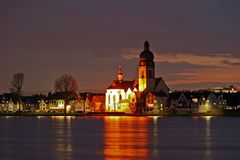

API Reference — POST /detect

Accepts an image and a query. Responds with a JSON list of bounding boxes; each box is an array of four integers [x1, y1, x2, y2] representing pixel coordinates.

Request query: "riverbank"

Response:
[[0, 111, 240, 117]]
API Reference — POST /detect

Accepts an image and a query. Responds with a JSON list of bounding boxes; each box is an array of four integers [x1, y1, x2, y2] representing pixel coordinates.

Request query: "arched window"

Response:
[[130, 93, 136, 103], [113, 95, 116, 102], [108, 95, 110, 104]]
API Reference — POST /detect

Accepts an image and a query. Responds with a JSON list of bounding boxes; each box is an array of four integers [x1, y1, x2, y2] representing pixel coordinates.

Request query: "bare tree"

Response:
[[55, 74, 78, 113], [10, 72, 24, 111]]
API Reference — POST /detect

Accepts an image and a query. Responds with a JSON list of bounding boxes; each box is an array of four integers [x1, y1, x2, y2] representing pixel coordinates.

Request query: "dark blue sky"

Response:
[[1, 0, 240, 94]]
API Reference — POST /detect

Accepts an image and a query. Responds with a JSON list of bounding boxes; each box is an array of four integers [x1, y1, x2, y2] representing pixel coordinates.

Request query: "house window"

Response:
[[147, 94, 154, 104]]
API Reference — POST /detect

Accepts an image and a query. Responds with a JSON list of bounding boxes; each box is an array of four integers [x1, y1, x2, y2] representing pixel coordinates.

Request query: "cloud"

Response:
[[121, 49, 240, 89], [166, 67, 240, 89], [121, 49, 240, 68], [220, 59, 240, 66]]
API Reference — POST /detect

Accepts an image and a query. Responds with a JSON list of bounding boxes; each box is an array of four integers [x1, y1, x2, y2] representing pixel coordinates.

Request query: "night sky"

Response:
[[1, 0, 240, 95]]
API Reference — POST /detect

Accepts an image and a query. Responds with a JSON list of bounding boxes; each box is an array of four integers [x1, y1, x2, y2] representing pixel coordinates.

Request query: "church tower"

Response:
[[118, 65, 123, 82], [138, 41, 155, 92]]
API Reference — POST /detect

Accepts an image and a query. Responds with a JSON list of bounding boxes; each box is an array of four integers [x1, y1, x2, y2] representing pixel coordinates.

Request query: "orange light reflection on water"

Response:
[[103, 116, 149, 160]]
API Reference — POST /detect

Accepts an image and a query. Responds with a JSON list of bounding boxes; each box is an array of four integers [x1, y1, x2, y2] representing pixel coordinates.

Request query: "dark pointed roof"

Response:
[[1, 93, 19, 103], [139, 41, 154, 61], [170, 92, 192, 100], [22, 96, 39, 104], [191, 91, 214, 99], [151, 91, 168, 97]]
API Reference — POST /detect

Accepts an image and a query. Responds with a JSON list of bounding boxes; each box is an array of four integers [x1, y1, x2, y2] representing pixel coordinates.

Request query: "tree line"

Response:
[[9, 72, 77, 114]]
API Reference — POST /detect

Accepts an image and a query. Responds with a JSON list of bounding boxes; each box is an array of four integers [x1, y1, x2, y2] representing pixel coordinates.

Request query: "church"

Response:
[[105, 41, 169, 113]]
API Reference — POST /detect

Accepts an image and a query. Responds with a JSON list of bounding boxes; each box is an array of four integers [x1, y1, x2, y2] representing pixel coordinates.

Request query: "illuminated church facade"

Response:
[[105, 41, 169, 113]]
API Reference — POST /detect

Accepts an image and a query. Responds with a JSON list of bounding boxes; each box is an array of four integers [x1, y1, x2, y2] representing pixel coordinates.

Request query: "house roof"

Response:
[[170, 91, 218, 101], [170, 92, 182, 100], [170, 92, 192, 100], [48, 92, 77, 100], [23, 96, 39, 104], [151, 91, 168, 97], [79, 92, 91, 100], [79, 92, 105, 100], [0, 93, 19, 103], [22, 95, 46, 104], [107, 80, 136, 92], [155, 77, 163, 88], [154, 77, 169, 91], [192, 91, 214, 99]]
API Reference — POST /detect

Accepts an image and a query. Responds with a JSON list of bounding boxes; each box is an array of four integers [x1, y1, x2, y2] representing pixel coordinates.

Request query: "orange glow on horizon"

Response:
[[167, 67, 240, 89], [122, 50, 240, 89]]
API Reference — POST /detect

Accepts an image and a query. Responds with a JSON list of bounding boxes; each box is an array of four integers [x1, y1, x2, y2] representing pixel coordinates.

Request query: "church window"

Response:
[[132, 98, 136, 103], [113, 95, 116, 102]]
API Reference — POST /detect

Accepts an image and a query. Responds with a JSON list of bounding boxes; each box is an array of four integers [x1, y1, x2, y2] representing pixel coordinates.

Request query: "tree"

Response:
[[9, 72, 24, 111], [54, 74, 78, 113]]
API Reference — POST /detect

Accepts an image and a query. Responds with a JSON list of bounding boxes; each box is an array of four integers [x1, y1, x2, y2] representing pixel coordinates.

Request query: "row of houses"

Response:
[[169, 91, 240, 115], [0, 92, 105, 113], [1, 91, 239, 114]]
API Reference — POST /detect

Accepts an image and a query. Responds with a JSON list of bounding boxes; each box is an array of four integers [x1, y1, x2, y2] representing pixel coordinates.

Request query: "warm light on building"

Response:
[[139, 66, 147, 92], [105, 41, 169, 113], [105, 66, 137, 113], [106, 88, 136, 113]]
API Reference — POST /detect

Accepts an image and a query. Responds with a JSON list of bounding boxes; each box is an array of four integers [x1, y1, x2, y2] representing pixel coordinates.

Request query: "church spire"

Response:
[[118, 65, 123, 82], [144, 41, 150, 50]]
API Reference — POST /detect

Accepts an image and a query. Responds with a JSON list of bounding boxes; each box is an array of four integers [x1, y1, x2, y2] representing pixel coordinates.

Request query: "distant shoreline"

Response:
[[0, 111, 240, 117]]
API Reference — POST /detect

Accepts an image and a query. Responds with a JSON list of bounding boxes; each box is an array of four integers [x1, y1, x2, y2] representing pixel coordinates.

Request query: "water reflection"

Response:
[[103, 116, 149, 160], [152, 116, 160, 157], [52, 116, 74, 160], [204, 116, 212, 160], [192, 116, 213, 159]]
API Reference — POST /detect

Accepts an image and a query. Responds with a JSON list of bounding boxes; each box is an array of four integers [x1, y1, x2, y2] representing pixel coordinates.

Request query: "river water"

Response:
[[0, 116, 239, 160]]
